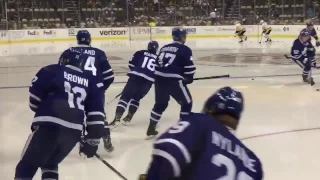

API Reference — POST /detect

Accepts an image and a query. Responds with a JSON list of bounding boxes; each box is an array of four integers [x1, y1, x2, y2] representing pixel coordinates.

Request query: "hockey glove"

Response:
[[316, 40, 320, 47], [79, 139, 100, 158], [184, 77, 193, 84]]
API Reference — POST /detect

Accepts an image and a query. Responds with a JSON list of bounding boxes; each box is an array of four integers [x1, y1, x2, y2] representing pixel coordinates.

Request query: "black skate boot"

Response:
[[245, 36, 247, 41], [109, 116, 120, 129], [103, 135, 114, 152], [122, 113, 133, 126], [146, 124, 158, 139], [302, 75, 315, 86], [239, 40, 243, 43]]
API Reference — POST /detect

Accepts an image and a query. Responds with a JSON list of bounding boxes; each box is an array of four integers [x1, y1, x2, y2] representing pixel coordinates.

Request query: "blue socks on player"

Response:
[[128, 99, 140, 114], [115, 99, 140, 122]]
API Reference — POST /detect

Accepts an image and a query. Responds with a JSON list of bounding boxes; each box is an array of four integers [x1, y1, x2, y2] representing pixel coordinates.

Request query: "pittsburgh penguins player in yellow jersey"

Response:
[[260, 20, 272, 42], [235, 21, 247, 43]]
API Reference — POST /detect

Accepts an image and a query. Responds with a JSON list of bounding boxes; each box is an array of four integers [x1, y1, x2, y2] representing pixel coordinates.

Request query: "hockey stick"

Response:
[[95, 153, 128, 180], [284, 54, 292, 59], [259, 33, 263, 43], [194, 74, 230, 81], [284, 54, 320, 69], [106, 92, 122, 105]]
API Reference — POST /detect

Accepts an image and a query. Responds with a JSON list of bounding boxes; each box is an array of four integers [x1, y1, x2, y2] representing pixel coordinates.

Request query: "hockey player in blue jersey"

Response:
[[147, 28, 196, 137], [301, 21, 320, 67], [15, 50, 113, 180], [139, 87, 263, 180], [109, 41, 159, 128], [59, 30, 114, 151], [292, 29, 315, 85]]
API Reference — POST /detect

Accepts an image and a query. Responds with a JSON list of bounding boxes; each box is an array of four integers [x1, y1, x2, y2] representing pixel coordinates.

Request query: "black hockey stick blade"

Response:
[[194, 74, 230, 81], [95, 153, 128, 180], [284, 54, 292, 59]]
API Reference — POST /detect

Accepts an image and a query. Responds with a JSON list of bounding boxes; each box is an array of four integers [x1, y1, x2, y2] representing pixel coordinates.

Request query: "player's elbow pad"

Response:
[[86, 116, 105, 139]]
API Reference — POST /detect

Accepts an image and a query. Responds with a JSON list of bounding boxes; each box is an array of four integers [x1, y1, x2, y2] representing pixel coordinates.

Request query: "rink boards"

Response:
[[0, 25, 314, 44]]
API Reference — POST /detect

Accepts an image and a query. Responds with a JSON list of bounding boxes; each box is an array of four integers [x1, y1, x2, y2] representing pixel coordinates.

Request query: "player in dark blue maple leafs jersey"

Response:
[[15, 50, 113, 180], [59, 30, 114, 90], [292, 29, 315, 85], [139, 87, 263, 180], [300, 22, 319, 68], [146, 28, 196, 137], [109, 41, 159, 129], [59, 30, 114, 151]]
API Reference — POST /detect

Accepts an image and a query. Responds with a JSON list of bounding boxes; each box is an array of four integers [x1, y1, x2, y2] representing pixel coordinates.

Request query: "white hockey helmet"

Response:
[[260, 20, 264, 24]]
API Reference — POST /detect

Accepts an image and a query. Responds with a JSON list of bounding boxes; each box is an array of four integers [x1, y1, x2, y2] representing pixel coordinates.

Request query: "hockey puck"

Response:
[[317, 89, 320, 91], [251, 78, 254, 80]]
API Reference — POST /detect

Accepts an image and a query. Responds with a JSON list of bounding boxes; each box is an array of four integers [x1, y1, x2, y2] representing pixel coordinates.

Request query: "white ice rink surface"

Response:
[[1, 39, 320, 179]]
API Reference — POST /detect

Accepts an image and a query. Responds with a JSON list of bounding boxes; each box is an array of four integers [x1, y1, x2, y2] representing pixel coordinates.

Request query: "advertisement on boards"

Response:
[[99, 29, 127, 36], [27, 31, 40, 36]]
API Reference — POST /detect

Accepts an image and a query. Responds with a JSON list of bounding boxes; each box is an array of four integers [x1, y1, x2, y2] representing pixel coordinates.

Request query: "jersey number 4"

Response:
[[213, 154, 253, 180], [84, 56, 97, 76], [64, 82, 87, 110]]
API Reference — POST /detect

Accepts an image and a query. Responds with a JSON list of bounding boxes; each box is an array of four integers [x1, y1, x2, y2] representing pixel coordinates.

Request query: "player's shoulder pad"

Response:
[[42, 64, 60, 73], [180, 112, 212, 128], [37, 64, 60, 78], [135, 49, 147, 55]]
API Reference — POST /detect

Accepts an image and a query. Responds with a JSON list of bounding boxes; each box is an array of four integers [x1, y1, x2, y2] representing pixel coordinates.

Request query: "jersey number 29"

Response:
[[212, 154, 253, 180]]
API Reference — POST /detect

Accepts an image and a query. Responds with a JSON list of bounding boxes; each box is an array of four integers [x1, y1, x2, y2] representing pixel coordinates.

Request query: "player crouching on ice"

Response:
[[15, 50, 112, 180], [139, 87, 263, 180], [109, 41, 159, 129], [260, 20, 272, 42], [291, 30, 315, 85], [235, 21, 247, 43]]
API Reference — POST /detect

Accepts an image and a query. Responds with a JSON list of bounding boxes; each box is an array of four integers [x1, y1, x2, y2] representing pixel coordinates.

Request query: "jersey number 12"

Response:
[[64, 82, 87, 110]]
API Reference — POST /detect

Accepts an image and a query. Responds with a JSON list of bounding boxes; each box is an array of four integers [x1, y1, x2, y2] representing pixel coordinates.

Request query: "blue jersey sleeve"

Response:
[[29, 65, 57, 112], [98, 50, 114, 90], [129, 52, 139, 71], [85, 78, 106, 139], [311, 29, 318, 40], [182, 47, 196, 80], [147, 117, 203, 179]]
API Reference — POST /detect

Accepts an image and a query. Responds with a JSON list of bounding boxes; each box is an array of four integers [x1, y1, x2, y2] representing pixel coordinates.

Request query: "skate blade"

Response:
[[122, 121, 130, 126], [145, 135, 157, 140], [104, 146, 115, 153], [109, 122, 120, 129]]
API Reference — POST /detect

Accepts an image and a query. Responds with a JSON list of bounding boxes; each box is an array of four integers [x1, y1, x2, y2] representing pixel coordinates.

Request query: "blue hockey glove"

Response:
[[316, 40, 320, 47], [79, 139, 100, 158]]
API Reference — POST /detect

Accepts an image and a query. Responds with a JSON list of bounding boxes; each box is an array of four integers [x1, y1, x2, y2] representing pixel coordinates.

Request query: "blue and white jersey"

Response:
[[128, 50, 157, 82], [147, 113, 263, 180], [291, 38, 309, 61], [301, 28, 318, 41], [29, 64, 105, 136], [59, 45, 114, 90], [155, 42, 196, 81]]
